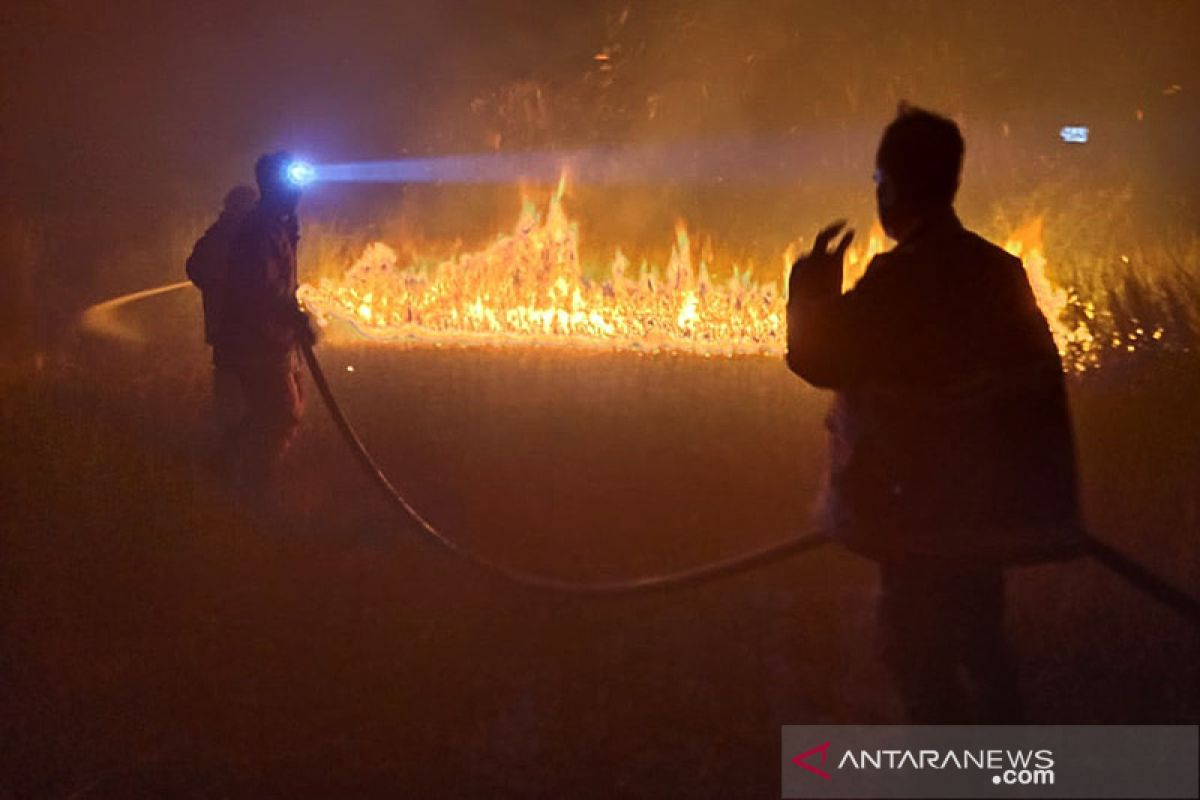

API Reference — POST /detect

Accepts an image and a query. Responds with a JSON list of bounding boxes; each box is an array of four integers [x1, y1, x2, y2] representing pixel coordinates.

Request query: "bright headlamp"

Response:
[[285, 160, 317, 187]]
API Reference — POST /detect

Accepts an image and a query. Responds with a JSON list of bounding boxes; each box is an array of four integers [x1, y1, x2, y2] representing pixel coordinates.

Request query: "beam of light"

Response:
[[80, 281, 192, 343], [307, 121, 1107, 187], [308, 132, 877, 187]]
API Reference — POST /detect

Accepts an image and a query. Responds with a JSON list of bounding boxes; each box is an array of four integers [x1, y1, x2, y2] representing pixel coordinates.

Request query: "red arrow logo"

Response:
[[791, 741, 833, 780]]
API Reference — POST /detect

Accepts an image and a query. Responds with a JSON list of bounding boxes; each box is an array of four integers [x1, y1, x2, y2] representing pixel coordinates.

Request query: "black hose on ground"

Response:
[[301, 341, 829, 594], [302, 342, 1200, 623], [1085, 537, 1200, 625]]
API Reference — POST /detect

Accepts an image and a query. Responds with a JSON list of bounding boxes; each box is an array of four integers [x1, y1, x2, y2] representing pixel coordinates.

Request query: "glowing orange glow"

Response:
[[298, 177, 1101, 367], [1002, 218, 1097, 368]]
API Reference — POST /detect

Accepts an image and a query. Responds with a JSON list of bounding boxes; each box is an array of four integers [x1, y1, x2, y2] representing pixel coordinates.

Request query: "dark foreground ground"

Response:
[[2, 289, 1198, 797]]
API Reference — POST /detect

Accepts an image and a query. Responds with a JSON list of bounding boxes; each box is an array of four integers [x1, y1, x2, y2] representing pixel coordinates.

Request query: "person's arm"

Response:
[[784, 221, 888, 388], [787, 274, 893, 388], [257, 229, 306, 347], [788, 295, 847, 388]]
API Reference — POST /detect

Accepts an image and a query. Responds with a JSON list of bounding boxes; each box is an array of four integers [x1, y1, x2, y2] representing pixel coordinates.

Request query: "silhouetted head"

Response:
[[221, 185, 258, 219], [254, 151, 302, 213], [874, 103, 964, 241]]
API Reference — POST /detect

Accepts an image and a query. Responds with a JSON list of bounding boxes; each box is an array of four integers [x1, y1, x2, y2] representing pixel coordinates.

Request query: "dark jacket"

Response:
[[213, 204, 304, 368], [787, 212, 1084, 565], [185, 211, 244, 345]]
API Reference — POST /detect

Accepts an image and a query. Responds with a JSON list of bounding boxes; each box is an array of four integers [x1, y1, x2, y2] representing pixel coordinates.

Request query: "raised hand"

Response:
[[788, 220, 855, 300]]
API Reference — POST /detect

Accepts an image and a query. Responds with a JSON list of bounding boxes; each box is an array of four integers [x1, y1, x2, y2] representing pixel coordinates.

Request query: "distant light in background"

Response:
[[1059, 126, 1089, 144]]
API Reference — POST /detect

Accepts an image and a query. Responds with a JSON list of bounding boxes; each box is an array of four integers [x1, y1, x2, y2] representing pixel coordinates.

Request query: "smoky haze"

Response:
[[2, 0, 1196, 351]]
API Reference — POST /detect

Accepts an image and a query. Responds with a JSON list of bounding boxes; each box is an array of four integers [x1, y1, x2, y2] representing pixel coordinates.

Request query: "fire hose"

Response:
[[300, 341, 1200, 621], [299, 340, 828, 593]]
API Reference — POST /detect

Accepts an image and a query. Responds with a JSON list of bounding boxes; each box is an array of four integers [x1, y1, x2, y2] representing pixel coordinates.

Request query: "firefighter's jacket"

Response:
[[214, 204, 303, 369], [186, 210, 245, 345], [786, 211, 1084, 565]]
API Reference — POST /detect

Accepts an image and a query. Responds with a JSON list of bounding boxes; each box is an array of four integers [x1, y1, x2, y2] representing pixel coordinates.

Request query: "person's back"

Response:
[[214, 199, 302, 369], [785, 104, 1084, 722], [791, 210, 1080, 562], [186, 185, 257, 347]]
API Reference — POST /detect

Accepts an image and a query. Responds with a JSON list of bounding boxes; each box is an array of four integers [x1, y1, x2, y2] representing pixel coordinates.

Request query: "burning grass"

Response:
[[297, 179, 1197, 372]]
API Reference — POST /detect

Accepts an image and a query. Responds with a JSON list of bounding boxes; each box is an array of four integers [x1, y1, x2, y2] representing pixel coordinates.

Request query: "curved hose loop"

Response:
[[300, 342, 830, 595], [76, 282, 1198, 613], [301, 342, 1200, 621]]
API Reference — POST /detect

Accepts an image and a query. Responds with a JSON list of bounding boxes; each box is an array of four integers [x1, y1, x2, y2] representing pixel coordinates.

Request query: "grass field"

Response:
[[2, 287, 1197, 797]]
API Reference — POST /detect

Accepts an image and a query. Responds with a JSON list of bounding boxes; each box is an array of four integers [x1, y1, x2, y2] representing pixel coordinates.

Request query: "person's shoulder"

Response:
[[954, 227, 1040, 309], [958, 226, 1021, 269], [840, 250, 910, 304], [231, 206, 261, 235], [235, 206, 292, 249], [851, 251, 896, 288]]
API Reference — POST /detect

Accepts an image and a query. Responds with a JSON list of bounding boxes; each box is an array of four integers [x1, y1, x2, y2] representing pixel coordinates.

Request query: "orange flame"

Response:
[[1002, 218, 1097, 368], [298, 178, 1094, 366]]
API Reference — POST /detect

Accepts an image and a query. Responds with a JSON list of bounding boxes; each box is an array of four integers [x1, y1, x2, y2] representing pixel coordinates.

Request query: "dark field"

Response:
[[2, 288, 1198, 797]]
